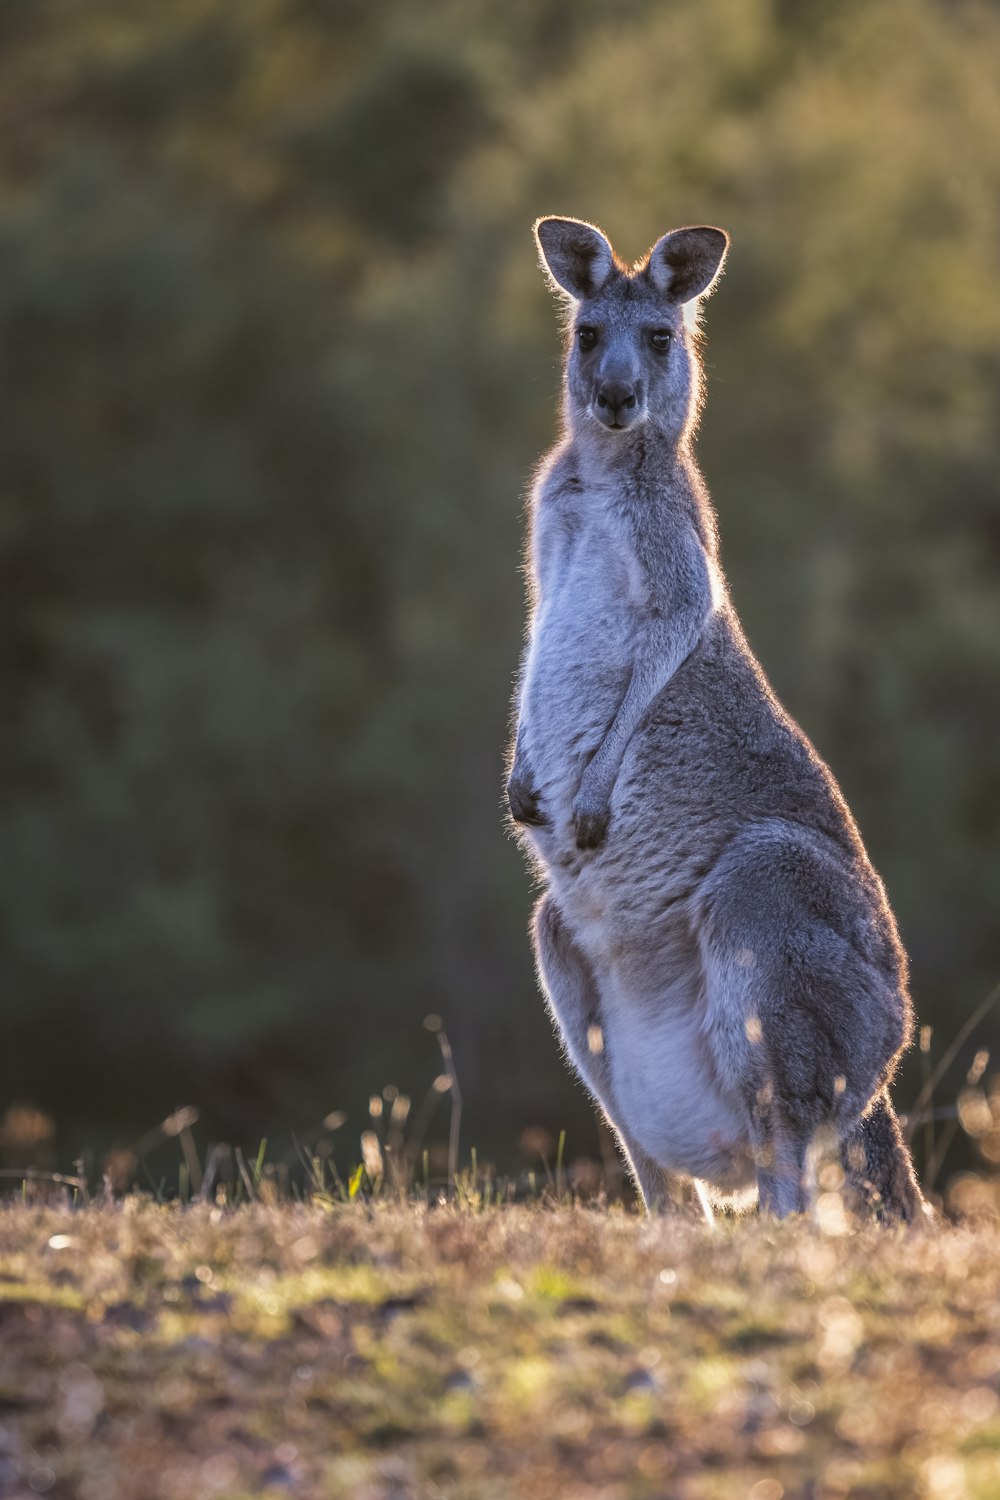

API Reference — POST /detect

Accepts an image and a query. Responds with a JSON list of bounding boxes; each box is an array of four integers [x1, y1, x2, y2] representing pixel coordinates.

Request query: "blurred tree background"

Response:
[[0, 0, 997, 1181]]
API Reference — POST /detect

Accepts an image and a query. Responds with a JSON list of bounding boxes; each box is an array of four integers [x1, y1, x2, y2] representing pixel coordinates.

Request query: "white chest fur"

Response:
[[524, 503, 646, 787]]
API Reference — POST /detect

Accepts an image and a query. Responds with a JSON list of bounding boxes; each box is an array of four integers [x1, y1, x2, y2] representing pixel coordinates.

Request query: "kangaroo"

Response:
[[507, 216, 925, 1223]]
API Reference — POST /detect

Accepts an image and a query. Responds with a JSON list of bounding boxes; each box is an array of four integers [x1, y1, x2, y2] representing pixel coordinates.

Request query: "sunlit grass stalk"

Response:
[[911, 980, 1000, 1122], [234, 1147, 256, 1202]]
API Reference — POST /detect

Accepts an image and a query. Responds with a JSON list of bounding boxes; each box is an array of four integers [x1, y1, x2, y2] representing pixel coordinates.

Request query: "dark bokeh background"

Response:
[[1, 0, 998, 1182]]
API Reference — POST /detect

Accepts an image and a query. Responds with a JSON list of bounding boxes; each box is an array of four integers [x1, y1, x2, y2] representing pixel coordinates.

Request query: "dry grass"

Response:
[[2, 1198, 1000, 1499]]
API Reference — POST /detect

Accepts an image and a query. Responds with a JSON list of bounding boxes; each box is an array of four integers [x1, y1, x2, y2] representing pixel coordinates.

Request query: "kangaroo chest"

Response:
[[526, 506, 647, 773]]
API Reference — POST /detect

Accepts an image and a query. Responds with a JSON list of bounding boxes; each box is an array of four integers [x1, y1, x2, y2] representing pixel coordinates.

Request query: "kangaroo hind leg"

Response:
[[697, 826, 918, 1222]]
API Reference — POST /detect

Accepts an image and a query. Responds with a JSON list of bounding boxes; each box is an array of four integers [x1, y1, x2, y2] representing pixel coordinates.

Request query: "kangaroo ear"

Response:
[[647, 226, 730, 303], [534, 217, 614, 300]]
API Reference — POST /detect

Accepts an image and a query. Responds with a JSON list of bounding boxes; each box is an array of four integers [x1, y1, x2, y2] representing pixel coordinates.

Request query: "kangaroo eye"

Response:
[[577, 326, 598, 352], [651, 329, 672, 352]]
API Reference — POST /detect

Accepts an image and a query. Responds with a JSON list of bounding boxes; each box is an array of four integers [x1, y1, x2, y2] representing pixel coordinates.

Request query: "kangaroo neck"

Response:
[[569, 421, 699, 500]]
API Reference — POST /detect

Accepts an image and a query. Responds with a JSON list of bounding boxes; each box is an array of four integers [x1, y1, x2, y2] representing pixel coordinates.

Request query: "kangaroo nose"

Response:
[[596, 381, 636, 414]]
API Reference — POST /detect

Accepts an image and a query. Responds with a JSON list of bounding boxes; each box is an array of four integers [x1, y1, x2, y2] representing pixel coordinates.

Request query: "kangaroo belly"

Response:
[[612, 1002, 753, 1187], [594, 942, 755, 1190]]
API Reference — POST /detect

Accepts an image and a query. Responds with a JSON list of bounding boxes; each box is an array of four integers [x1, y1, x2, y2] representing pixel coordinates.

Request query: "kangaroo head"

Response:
[[534, 217, 729, 443]]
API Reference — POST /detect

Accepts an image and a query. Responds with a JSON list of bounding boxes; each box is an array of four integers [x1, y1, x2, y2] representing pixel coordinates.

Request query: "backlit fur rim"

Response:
[[533, 216, 729, 335]]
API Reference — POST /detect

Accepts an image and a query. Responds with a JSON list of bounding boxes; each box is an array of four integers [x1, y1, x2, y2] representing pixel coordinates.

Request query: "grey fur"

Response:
[[508, 215, 925, 1224]]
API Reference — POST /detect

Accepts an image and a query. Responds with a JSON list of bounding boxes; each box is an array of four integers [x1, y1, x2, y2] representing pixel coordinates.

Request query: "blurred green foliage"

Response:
[[0, 0, 998, 1170]]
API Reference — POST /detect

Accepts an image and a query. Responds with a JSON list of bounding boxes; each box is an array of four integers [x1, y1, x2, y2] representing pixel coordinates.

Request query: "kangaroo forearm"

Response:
[[510, 715, 531, 773], [511, 639, 539, 759], [507, 710, 548, 826], [588, 607, 706, 785]]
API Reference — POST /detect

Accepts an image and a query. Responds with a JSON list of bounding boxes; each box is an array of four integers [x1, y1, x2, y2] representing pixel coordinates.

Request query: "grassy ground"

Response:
[[3, 1199, 1000, 1499]]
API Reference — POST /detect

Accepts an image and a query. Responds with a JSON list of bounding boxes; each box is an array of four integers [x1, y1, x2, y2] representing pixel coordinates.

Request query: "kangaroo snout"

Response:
[[594, 379, 641, 429]]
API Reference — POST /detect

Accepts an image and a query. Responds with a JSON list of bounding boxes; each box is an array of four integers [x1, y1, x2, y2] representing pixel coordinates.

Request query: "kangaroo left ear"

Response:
[[647, 226, 730, 304], [534, 217, 615, 300]]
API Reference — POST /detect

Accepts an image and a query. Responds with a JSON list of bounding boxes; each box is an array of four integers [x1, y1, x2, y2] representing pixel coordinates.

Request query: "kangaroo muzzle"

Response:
[[594, 378, 643, 430]]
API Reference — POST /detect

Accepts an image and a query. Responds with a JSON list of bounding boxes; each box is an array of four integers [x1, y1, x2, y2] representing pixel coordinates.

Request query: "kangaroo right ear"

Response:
[[647, 226, 730, 304], [534, 217, 614, 300]]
